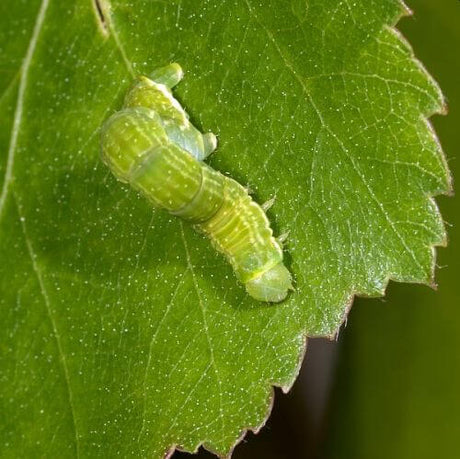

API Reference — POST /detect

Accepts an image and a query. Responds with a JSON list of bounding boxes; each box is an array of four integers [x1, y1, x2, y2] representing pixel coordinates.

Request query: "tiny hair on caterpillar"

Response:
[[100, 63, 293, 302]]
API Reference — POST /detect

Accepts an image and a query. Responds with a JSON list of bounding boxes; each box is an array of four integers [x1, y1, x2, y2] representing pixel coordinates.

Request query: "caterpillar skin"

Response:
[[100, 64, 292, 302]]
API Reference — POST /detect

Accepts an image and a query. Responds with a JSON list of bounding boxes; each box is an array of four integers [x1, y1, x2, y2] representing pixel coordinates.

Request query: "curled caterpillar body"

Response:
[[100, 64, 292, 302]]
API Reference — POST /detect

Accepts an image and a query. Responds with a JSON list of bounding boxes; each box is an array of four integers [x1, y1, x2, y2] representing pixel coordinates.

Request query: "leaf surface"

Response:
[[0, 0, 451, 456], [325, 0, 460, 457]]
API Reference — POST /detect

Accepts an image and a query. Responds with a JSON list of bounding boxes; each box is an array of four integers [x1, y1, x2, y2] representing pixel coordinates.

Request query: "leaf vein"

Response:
[[0, 0, 50, 218], [15, 194, 80, 457], [180, 223, 226, 438]]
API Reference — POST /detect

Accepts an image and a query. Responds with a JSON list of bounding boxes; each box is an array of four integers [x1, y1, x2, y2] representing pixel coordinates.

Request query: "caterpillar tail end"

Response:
[[245, 263, 293, 303]]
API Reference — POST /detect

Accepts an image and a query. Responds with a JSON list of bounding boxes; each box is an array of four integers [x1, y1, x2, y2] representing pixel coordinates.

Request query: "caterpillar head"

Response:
[[245, 263, 293, 303], [100, 106, 166, 182]]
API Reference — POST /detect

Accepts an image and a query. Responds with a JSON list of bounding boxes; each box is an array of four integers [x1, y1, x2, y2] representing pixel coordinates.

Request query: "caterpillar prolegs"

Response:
[[100, 64, 293, 302]]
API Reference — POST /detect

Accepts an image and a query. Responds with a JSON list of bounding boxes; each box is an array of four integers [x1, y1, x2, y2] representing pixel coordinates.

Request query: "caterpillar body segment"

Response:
[[124, 69, 216, 161], [100, 64, 292, 302]]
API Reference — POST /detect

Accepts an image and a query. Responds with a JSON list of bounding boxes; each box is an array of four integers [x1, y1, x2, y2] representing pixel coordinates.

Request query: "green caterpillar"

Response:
[[100, 64, 292, 302]]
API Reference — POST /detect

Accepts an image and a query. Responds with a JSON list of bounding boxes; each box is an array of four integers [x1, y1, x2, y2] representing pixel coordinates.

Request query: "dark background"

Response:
[[176, 1, 460, 457]]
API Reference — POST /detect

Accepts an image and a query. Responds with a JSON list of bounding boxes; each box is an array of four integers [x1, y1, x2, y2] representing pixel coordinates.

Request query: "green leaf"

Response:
[[0, 0, 451, 457], [324, 0, 460, 457]]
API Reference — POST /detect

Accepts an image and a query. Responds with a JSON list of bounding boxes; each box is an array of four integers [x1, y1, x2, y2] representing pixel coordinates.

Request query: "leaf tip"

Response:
[[400, 2, 413, 18]]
